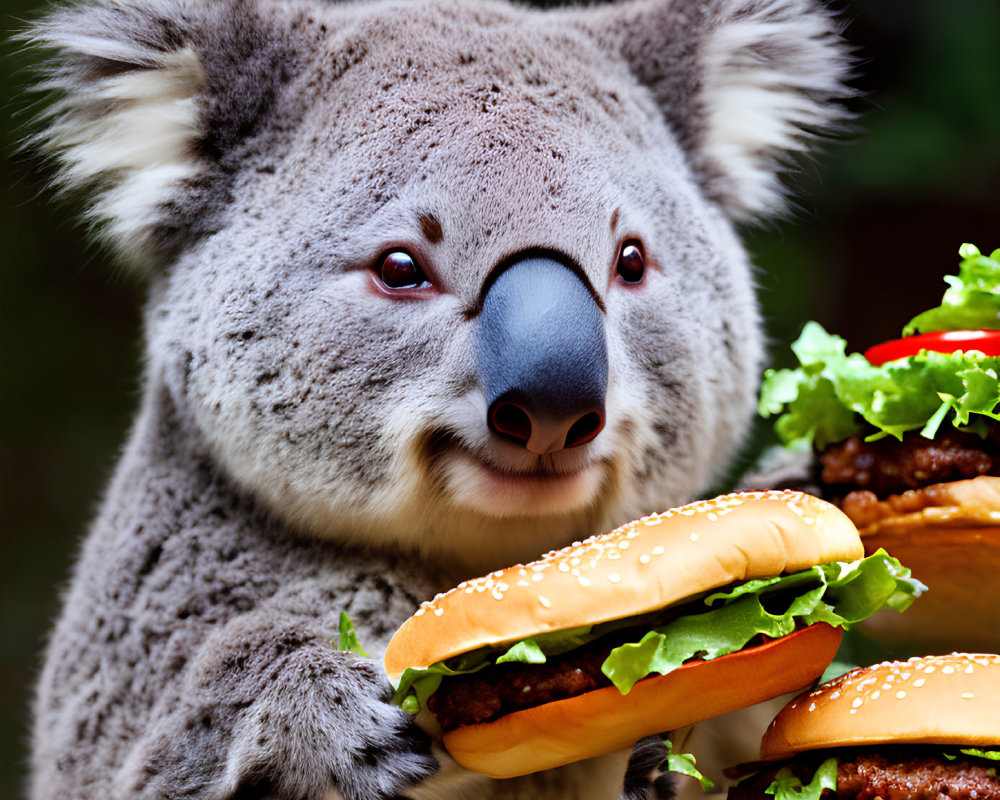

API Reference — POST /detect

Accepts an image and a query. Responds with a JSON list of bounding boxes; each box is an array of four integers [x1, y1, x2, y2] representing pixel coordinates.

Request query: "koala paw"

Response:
[[622, 737, 676, 800], [225, 650, 437, 800], [118, 617, 438, 800]]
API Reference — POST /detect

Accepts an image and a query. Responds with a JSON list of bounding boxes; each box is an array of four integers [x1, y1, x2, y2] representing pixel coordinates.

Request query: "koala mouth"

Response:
[[429, 433, 607, 518]]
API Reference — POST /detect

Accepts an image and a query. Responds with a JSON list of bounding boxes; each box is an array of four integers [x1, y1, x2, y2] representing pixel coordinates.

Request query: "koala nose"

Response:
[[478, 255, 607, 454]]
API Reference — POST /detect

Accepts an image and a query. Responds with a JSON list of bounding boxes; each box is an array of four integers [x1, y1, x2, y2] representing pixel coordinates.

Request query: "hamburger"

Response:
[[758, 243, 1000, 650], [383, 490, 922, 779], [728, 653, 1000, 800]]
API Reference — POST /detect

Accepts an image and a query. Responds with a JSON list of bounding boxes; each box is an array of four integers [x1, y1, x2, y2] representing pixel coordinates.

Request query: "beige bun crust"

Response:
[[760, 653, 1000, 762], [852, 476, 1000, 651], [385, 491, 862, 680], [445, 623, 842, 779]]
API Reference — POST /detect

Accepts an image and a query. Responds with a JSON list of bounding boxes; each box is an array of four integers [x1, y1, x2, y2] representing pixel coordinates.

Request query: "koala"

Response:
[[24, 0, 850, 798]]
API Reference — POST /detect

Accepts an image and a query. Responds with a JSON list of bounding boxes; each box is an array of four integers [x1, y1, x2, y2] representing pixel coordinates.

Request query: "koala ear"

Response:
[[23, 0, 296, 272], [583, 0, 853, 223]]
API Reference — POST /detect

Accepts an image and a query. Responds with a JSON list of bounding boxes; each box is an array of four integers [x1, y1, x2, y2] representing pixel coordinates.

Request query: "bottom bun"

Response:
[[442, 622, 842, 779], [856, 524, 1000, 652]]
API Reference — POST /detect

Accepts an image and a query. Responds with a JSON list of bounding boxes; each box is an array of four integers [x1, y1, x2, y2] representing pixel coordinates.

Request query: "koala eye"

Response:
[[376, 250, 430, 290], [616, 240, 646, 284]]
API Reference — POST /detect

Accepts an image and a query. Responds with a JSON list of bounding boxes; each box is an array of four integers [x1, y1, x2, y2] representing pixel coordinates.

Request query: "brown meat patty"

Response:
[[426, 643, 615, 731], [819, 427, 1000, 498], [729, 747, 1000, 800]]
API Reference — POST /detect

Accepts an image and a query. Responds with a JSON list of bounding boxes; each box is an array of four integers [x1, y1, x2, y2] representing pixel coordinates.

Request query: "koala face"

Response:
[[36, 0, 849, 572]]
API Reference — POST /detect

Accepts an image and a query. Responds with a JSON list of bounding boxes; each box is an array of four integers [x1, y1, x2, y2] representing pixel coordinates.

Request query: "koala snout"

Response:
[[477, 255, 608, 455]]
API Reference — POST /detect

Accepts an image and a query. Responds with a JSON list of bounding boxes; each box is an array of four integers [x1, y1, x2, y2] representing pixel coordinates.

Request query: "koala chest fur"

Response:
[[25, 0, 850, 797]]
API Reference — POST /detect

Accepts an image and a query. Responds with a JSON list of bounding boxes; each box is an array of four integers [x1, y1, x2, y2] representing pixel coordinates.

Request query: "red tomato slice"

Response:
[[864, 330, 1000, 366]]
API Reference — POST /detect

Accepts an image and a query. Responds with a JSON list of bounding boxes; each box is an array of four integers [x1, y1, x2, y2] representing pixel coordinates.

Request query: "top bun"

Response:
[[385, 490, 863, 682], [760, 653, 1000, 761]]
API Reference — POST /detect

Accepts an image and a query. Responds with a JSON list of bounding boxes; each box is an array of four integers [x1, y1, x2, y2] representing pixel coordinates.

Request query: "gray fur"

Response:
[[25, 0, 850, 797]]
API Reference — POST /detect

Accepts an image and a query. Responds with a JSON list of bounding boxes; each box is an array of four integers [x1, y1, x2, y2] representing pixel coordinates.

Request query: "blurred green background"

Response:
[[1, 0, 997, 796]]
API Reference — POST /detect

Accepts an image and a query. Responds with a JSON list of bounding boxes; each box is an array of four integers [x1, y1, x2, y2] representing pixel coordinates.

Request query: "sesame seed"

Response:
[[608, 551, 622, 560], [639, 555, 651, 564], [924, 666, 936, 674], [690, 532, 699, 542], [896, 691, 906, 699], [830, 691, 841, 700], [962, 692, 975, 699], [517, 580, 529, 587], [618, 541, 630, 550], [871, 690, 881, 700], [433, 608, 444, 616], [966, 665, 975, 674], [539, 596, 551, 608], [914, 678, 926, 688], [558, 563, 570, 573], [608, 573, 621, 584], [578, 577, 591, 587], [532, 573, 544, 582], [851, 698, 863, 709], [652, 546, 665, 556]]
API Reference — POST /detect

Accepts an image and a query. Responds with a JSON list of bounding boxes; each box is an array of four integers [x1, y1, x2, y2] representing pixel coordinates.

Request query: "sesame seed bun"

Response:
[[385, 490, 863, 681], [851, 476, 1000, 651], [384, 490, 866, 777], [760, 654, 1000, 761]]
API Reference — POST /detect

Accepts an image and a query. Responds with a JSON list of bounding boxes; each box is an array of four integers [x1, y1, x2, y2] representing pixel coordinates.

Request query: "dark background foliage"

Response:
[[1, 0, 997, 796]]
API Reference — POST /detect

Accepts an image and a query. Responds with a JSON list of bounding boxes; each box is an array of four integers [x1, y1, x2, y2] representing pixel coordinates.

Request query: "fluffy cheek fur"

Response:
[[604, 209, 763, 518]]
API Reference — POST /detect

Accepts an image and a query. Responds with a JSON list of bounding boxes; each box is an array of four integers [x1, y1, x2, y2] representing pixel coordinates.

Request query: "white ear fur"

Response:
[[576, 0, 853, 222], [30, 28, 207, 270], [698, 1, 851, 220]]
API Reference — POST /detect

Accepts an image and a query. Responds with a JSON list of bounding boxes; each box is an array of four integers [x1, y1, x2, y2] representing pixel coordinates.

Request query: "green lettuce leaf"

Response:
[[663, 739, 715, 792], [904, 244, 1000, 335], [391, 625, 595, 710], [760, 244, 1000, 449], [759, 321, 1000, 449], [943, 748, 1000, 762], [496, 638, 547, 664], [601, 550, 923, 695], [765, 757, 837, 800], [338, 611, 369, 657], [392, 551, 923, 711]]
